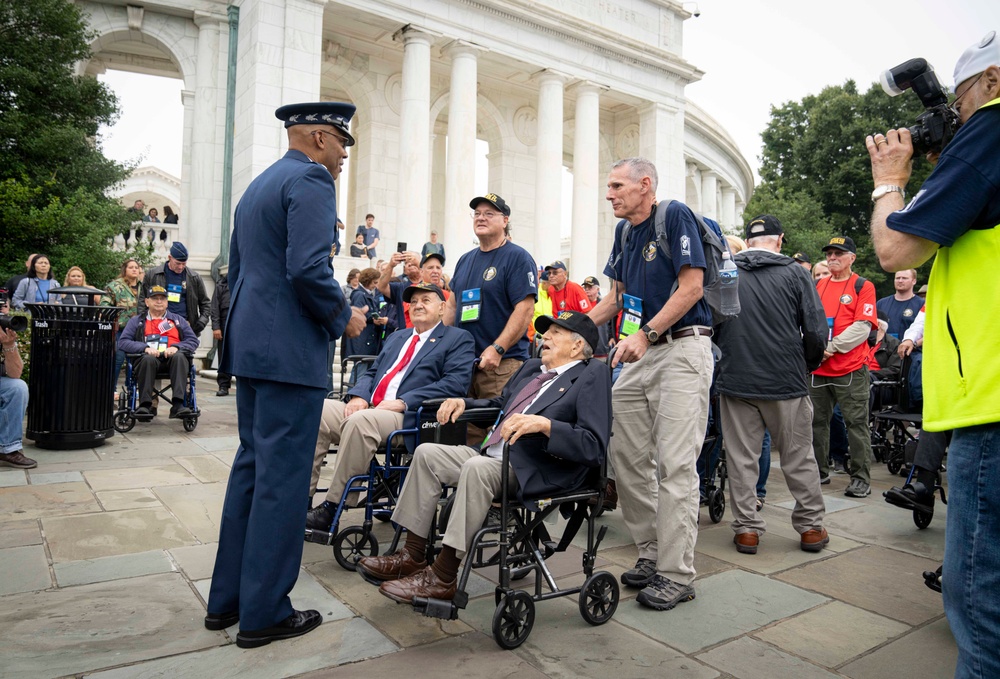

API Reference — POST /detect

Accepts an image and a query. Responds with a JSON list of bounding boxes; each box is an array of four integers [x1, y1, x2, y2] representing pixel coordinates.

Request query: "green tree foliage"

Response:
[[746, 80, 937, 295], [0, 0, 147, 290]]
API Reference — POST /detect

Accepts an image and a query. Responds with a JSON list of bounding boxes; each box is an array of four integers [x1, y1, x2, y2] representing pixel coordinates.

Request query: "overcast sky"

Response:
[[97, 1, 1000, 186]]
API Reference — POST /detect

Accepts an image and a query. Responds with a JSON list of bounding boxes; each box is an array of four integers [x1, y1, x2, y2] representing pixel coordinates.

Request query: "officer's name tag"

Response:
[[620, 294, 643, 339], [461, 288, 481, 323]]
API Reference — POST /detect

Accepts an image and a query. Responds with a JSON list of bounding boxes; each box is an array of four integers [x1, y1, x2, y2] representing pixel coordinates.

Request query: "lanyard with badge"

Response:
[[167, 283, 183, 304], [145, 318, 174, 352], [619, 294, 643, 339], [460, 245, 503, 323]]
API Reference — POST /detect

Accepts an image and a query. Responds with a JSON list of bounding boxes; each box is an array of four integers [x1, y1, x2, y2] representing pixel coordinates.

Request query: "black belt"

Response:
[[651, 326, 713, 345]]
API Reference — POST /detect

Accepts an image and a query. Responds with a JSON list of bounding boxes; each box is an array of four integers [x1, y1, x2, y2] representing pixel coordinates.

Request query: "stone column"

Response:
[[534, 71, 566, 266], [700, 171, 718, 221], [569, 82, 600, 279], [430, 132, 447, 240], [721, 186, 737, 232], [443, 42, 480, 258], [638, 101, 685, 202], [179, 89, 195, 249], [396, 26, 434, 245]]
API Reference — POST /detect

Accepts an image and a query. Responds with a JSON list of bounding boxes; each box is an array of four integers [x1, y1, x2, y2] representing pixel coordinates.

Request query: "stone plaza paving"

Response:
[[0, 377, 958, 678]]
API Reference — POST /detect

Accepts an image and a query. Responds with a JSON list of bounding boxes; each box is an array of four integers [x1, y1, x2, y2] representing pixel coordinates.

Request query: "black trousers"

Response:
[[134, 353, 189, 405], [915, 429, 952, 472]]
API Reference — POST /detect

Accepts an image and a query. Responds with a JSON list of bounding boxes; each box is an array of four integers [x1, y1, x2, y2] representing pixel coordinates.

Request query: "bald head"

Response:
[[287, 124, 350, 179]]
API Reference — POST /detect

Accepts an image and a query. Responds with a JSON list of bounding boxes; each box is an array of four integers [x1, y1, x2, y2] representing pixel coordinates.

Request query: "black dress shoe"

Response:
[[884, 482, 934, 512], [236, 609, 322, 648], [216, 388, 229, 397], [204, 611, 239, 630], [305, 502, 336, 531]]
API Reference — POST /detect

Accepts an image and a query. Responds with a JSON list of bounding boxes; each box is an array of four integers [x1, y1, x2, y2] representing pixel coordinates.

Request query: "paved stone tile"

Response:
[[0, 470, 28, 487], [694, 523, 837, 575], [29, 471, 84, 485], [43, 507, 197, 562], [54, 550, 174, 587], [96, 437, 207, 461], [753, 600, 911, 667], [96, 488, 162, 511], [775, 546, 943, 626], [601, 543, 736, 584], [0, 481, 100, 522], [822, 501, 946, 560], [612, 569, 828, 654], [306, 558, 476, 646], [473, 545, 609, 586], [746, 514, 863, 554], [19, 457, 178, 475], [774, 493, 864, 514], [83, 464, 199, 492], [169, 542, 219, 580], [191, 435, 242, 452], [697, 636, 840, 679], [0, 518, 42, 548], [0, 545, 52, 594], [214, 450, 237, 466], [840, 617, 957, 679], [88, 617, 397, 679], [296, 632, 544, 679], [0, 573, 221, 679], [174, 454, 232, 483], [153, 482, 226, 542], [24, 447, 100, 464]]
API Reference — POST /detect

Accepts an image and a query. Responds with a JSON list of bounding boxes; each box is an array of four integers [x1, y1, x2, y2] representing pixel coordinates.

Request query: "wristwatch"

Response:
[[491, 342, 506, 356], [871, 185, 905, 202], [640, 324, 659, 344]]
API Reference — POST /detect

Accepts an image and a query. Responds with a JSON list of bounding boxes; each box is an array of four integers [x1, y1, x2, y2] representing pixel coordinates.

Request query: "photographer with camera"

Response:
[[867, 32, 1000, 679], [0, 293, 35, 469]]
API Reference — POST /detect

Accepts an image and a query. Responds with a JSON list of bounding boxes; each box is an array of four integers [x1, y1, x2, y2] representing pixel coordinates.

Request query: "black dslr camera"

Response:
[[0, 289, 28, 333], [880, 58, 961, 156]]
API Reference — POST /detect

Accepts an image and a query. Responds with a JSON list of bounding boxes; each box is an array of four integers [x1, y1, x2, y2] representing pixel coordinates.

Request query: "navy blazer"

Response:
[[221, 150, 352, 389], [348, 323, 476, 450], [467, 358, 612, 503]]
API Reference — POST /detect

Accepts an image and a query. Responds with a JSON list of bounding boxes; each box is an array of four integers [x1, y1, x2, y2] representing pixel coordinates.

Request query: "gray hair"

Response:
[[746, 234, 781, 251], [571, 332, 595, 360], [612, 157, 658, 192]]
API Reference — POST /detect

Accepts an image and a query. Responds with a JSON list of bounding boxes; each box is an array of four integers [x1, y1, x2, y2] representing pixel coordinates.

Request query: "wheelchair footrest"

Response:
[[304, 528, 335, 546], [413, 596, 460, 620]]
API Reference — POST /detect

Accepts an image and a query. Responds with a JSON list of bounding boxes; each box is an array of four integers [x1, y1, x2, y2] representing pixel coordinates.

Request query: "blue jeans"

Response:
[[943, 424, 1000, 678], [756, 429, 771, 498], [0, 376, 29, 454]]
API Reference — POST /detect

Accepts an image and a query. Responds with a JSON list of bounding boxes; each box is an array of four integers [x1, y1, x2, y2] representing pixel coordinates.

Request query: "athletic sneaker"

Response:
[[636, 574, 696, 611], [844, 478, 871, 498], [620, 558, 657, 588]]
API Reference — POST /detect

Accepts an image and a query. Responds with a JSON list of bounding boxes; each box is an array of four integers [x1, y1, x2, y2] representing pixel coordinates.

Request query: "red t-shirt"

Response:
[[548, 281, 591, 315], [815, 273, 877, 376], [144, 316, 181, 350]]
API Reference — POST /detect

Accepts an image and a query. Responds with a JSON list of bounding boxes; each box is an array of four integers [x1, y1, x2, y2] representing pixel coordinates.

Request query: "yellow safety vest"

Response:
[[922, 96, 1000, 431]]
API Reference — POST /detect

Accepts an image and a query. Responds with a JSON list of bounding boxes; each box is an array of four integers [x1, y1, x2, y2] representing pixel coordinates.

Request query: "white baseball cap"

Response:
[[953, 30, 1000, 92]]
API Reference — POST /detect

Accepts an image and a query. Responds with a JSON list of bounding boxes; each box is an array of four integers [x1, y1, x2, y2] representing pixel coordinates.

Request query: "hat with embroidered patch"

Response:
[[469, 193, 511, 217], [544, 260, 567, 272], [745, 214, 785, 241], [420, 252, 445, 268], [402, 283, 446, 303], [582, 276, 601, 287], [147, 285, 168, 299], [275, 102, 356, 146], [822, 235, 857, 254], [792, 252, 811, 264], [534, 311, 599, 354]]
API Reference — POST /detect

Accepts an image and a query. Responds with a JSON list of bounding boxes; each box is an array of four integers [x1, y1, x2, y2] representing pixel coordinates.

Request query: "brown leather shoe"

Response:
[[0, 450, 37, 469], [800, 528, 829, 553], [356, 549, 426, 584], [379, 566, 456, 604], [734, 532, 759, 554], [588, 479, 618, 512]]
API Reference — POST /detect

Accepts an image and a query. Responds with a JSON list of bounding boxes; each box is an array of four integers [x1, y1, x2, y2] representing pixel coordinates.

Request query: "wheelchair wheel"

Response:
[[887, 457, 903, 475], [182, 417, 198, 432], [708, 488, 726, 523], [579, 572, 619, 626], [492, 591, 534, 649], [913, 505, 934, 529], [113, 412, 136, 433], [334, 526, 379, 571]]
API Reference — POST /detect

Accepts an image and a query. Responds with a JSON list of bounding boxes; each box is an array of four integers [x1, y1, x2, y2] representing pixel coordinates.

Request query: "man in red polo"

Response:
[[544, 260, 590, 315]]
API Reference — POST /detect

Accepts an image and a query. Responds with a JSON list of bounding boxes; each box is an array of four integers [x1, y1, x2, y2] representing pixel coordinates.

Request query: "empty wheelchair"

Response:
[[114, 351, 200, 432], [870, 353, 921, 476]]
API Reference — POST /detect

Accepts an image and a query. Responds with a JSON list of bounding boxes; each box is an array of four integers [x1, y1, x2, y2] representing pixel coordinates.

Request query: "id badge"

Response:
[[619, 294, 643, 339], [826, 317, 834, 342], [461, 288, 481, 323], [167, 283, 182, 304], [145, 333, 161, 350]]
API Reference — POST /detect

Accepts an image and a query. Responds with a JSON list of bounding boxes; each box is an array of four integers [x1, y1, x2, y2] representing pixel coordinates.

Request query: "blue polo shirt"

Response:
[[876, 294, 924, 339], [451, 240, 537, 360], [603, 201, 712, 332]]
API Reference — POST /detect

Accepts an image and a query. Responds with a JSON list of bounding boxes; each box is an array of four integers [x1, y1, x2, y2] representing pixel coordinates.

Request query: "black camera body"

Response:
[[881, 58, 961, 156], [0, 289, 28, 333]]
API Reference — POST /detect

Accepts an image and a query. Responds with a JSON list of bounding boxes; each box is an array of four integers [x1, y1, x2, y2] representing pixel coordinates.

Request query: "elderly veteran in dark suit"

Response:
[[207, 101, 368, 649], [356, 311, 611, 604], [305, 283, 475, 528]]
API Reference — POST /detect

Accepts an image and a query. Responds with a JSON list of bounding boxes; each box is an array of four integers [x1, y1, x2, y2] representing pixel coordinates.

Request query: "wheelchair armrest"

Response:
[[453, 407, 502, 425]]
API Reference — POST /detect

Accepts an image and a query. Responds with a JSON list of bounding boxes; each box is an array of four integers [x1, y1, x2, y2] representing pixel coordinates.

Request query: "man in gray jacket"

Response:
[[714, 215, 829, 555]]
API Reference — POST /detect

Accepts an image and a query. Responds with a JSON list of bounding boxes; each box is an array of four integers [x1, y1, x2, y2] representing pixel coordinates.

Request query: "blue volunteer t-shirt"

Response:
[[886, 103, 1000, 245], [163, 267, 187, 318], [603, 201, 713, 332], [450, 241, 538, 360], [876, 295, 924, 339]]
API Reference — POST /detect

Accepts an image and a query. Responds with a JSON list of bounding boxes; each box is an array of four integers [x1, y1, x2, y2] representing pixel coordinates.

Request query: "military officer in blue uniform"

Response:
[[207, 101, 368, 649]]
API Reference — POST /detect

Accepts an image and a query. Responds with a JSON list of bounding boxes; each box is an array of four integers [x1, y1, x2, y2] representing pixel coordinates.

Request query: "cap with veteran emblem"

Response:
[[582, 276, 601, 287], [822, 236, 857, 254], [420, 252, 445, 267], [147, 285, 168, 299], [402, 283, 446, 303], [275, 102, 357, 146], [534, 311, 600, 354], [469, 193, 511, 217], [745, 214, 785, 240], [544, 260, 567, 272], [792, 252, 811, 264]]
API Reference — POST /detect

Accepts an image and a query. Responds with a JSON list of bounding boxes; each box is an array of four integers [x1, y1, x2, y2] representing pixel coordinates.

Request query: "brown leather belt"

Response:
[[652, 326, 713, 344]]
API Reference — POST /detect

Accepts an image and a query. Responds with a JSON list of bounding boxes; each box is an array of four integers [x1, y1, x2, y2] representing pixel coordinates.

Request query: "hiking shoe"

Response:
[[819, 472, 831, 485], [844, 478, 871, 498], [620, 558, 657, 588], [636, 574, 696, 611]]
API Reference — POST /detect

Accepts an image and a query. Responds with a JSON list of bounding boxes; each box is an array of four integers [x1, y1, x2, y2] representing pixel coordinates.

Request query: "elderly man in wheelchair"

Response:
[[117, 285, 200, 420], [305, 284, 475, 533], [356, 311, 611, 607]]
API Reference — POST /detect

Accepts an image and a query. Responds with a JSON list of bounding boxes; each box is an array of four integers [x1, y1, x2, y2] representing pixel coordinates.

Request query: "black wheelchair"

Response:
[[113, 351, 200, 433], [870, 353, 921, 476], [697, 391, 728, 523]]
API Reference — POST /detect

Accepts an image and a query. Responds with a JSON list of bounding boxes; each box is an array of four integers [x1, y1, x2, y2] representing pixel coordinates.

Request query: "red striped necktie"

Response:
[[371, 334, 420, 406]]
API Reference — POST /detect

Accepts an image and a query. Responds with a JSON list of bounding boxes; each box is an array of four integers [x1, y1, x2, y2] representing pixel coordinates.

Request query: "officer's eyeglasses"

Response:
[[471, 211, 501, 219], [312, 129, 346, 144]]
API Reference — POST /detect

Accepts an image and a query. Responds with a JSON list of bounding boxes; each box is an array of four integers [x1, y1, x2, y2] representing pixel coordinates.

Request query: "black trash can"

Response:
[[25, 291, 120, 449]]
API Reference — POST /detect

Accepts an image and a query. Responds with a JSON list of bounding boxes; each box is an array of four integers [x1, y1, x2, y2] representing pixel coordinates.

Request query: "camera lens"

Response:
[[0, 315, 28, 333]]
